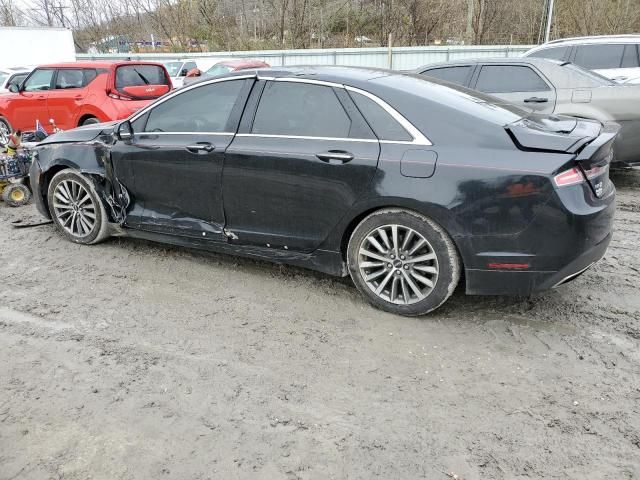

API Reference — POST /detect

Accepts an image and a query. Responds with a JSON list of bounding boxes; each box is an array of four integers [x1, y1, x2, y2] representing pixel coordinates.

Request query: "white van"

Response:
[[524, 35, 640, 83]]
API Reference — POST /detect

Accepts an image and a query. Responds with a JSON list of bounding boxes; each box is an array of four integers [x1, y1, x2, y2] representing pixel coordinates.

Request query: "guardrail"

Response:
[[77, 45, 534, 70]]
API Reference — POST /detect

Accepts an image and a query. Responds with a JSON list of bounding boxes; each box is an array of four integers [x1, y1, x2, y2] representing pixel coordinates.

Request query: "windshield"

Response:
[[163, 61, 183, 77], [0, 74, 7, 87], [205, 64, 233, 77]]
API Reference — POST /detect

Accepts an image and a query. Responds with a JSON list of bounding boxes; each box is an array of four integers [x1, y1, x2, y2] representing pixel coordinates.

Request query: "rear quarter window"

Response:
[[349, 91, 412, 142], [421, 66, 472, 86], [115, 65, 170, 90], [528, 46, 569, 61]]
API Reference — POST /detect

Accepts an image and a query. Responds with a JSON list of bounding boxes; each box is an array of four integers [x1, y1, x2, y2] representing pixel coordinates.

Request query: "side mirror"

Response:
[[8, 84, 19, 93], [180, 68, 188, 76], [116, 120, 133, 141]]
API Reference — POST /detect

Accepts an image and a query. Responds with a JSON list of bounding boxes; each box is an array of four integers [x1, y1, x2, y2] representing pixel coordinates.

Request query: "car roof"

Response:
[[416, 57, 561, 71], [36, 61, 166, 69], [544, 34, 640, 45], [217, 65, 394, 83], [215, 59, 268, 68]]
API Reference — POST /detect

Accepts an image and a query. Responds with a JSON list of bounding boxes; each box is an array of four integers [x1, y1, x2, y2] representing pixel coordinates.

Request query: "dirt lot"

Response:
[[1, 170, 639, 480]]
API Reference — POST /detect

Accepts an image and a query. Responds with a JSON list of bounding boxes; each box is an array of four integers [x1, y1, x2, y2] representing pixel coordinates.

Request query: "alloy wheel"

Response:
[[52, 179, 97, 238], [357, 224, 439, 305]]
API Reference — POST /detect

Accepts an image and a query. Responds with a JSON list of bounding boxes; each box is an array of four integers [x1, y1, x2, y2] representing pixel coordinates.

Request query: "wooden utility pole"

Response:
[[544, 0, 555, 43], [466, 0, 474, 44]]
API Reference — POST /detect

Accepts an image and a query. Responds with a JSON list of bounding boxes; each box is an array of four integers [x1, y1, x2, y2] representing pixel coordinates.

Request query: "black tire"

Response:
[[347, 208, 461, 316], [2, 183, 31, 207], [47, 169, 109, 244], [81, 117, 100, 126], [0, 116, 12, 145]]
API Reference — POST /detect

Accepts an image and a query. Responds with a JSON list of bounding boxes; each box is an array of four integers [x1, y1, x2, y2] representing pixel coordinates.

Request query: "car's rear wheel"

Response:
[[347, 209, 460, 316], [47, 169, 109, 244], [0, 117, 12, 145], [81, 117, 100, 126]]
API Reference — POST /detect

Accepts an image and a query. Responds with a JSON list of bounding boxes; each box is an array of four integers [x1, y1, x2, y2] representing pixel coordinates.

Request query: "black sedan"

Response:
[[30, 67, 617, 316]]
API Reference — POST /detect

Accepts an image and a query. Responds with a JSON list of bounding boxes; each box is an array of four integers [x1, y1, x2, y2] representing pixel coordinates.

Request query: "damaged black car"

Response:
[[30, 67, 617, 316]]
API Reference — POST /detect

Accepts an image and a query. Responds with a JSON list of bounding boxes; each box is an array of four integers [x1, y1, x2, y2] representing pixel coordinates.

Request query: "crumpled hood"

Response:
[[37, 121, 119, 146]]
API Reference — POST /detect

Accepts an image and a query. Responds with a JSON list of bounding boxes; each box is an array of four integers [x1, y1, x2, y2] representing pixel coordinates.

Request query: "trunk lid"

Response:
[[506, 114, 602, 154]]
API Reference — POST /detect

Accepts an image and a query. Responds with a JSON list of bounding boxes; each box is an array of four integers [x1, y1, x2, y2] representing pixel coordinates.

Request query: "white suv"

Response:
[[524, 35, 640, 83]]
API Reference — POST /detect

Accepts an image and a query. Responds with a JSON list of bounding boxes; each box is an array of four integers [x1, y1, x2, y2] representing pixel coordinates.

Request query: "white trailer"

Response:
[[0, 27, 76, 68]]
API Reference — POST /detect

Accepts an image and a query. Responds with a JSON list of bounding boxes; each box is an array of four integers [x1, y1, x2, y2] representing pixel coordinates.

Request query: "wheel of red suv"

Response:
[[81, 117, 100, 126], [47, 169, 109, 245], [0, 117, 12, 144], [347, 209, 461, 316]]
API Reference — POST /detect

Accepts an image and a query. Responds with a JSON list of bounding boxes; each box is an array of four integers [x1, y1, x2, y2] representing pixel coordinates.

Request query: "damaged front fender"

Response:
[[33, 139, 128, 224]]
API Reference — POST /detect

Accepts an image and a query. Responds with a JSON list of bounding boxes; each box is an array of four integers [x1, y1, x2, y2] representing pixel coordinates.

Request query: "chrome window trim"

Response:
[[129, 74, 256, 124], [137, 131, 234, 136], [236, 133, 378, 143]]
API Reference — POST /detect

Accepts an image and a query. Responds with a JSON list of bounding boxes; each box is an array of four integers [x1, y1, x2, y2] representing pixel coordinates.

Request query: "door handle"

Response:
[[316, 150, 354, 164], [186, 143, 214, 153], [524, 97, 548, 103]]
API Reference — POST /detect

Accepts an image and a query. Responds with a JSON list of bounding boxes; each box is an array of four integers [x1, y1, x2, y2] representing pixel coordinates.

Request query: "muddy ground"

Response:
[[0, 171, 639, 480]]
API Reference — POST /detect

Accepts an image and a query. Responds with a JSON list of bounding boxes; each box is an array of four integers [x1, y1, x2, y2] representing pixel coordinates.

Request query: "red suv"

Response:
[[0, 61, 172, 142]]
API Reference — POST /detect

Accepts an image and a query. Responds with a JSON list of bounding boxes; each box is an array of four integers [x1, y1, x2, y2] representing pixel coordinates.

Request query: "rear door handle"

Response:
[[524, 96, 548, 103], [316, 150, 354, 164], [186, 142, 214, 153]]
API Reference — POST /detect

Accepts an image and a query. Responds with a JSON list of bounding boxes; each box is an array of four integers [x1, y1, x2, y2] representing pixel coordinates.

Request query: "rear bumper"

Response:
[[465, 231, 611, 295], [463, 177, 615, 296]]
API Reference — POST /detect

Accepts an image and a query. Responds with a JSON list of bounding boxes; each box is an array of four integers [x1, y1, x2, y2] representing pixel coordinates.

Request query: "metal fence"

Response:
[[77, 45, 534, 70]]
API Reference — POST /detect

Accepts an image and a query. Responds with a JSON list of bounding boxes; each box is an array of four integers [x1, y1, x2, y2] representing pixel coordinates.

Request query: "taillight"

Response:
[[553, 164, 607, 188], [554, 167, 584, 187], [107, 90, 133, 101]]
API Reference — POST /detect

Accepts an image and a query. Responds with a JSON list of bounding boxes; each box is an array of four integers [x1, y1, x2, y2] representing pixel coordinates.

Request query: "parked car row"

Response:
[[3, 35, 636, 315]]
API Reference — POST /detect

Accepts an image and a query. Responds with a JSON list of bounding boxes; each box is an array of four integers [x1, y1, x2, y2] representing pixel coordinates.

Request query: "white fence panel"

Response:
[[77, 45, 534, 70]]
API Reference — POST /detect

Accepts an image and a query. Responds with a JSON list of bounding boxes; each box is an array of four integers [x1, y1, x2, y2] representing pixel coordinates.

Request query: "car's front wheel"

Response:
[[47, 169, 109, 244], [0, 117, 12, 144], [347, 209, 460, 316]]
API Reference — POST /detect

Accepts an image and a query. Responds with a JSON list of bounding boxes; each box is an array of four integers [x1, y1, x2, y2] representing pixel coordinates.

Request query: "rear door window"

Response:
[[115, 64, 170, 89], [349, 91, 412, 141], [252, 82, 353, 138], [529, 46, 569, 61], [23, 69, 54, 91], [55, 69, 85, 89], [422, 66, 472, 86], [574, 44, 625, 69], [475, 65, 551, 93], [144, 79, 245, 133]]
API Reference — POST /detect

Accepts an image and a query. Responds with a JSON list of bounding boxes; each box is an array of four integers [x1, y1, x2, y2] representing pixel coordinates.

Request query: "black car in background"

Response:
[[30, 67, 617, 316]]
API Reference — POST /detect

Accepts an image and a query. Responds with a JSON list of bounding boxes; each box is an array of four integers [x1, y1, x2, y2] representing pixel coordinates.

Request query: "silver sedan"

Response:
[[417, 58, 640, 167]]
